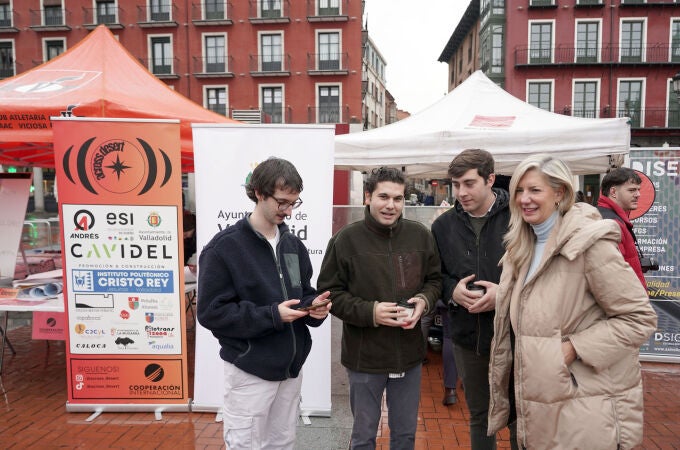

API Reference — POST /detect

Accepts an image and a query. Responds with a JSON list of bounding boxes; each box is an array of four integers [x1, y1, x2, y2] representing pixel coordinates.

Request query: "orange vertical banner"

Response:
[[52, 117, 189, 412]]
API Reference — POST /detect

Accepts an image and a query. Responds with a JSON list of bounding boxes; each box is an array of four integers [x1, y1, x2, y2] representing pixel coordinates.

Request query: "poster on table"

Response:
[[52, 117, 189, 411], [0, 172, 32, 282], [191, 124, 335, 416], [629, 148, 680, 362]]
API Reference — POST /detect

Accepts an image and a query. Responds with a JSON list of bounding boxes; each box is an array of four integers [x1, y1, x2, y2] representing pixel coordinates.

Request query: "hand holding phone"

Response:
[[297, 298, 332, 311]]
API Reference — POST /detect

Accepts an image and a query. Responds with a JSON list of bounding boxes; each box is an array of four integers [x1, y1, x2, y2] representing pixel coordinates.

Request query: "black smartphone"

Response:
[[297, 298, 331, 311]]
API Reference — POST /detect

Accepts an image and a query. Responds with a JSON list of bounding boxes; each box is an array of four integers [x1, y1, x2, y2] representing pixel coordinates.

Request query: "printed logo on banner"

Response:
[[61, 137, 174, 196], [114, 336, 135, 349], [70, 270, 174, 294], [147, 212, 162, 227], [75, 293, 114, 309], [145, 312, 155, 323], [72, 270, 94, 291], [128, 296, 140, 310]]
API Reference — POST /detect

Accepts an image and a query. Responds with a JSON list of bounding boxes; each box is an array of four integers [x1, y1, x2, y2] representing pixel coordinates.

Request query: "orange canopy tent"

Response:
[[0, 25, 236, 172]]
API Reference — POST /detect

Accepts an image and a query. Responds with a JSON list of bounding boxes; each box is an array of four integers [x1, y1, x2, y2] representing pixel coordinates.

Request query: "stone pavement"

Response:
[[0, 315, 679, 449]]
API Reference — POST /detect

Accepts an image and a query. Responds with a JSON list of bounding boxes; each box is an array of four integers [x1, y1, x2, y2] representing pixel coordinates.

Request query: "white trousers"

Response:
[[222, 361, 302, 450]]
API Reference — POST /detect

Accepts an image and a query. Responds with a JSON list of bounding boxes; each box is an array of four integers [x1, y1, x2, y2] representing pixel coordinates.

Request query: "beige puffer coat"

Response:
[[488, 203, 657, 450]]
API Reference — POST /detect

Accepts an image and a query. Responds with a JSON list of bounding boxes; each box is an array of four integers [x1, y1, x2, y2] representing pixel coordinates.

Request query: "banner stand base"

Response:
[[66, 401, 191, 419]]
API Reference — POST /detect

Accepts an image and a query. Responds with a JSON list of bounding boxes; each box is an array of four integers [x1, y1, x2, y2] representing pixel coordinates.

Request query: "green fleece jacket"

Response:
[[318, 207, 442, 374]]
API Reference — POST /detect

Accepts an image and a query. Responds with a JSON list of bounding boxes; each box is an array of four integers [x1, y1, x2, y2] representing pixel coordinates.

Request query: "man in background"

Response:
[[596, 167, 647, 288], [318, 167, 441, 449]]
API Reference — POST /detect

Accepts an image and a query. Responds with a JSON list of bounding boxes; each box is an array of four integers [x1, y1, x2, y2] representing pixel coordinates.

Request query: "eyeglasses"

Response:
[[272, 196, 303, 211]]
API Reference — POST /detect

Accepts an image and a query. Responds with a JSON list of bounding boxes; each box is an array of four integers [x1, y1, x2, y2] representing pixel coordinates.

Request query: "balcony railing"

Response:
[[249, 54, 291, 75], [563, 107, 680, 129], [82, 6, 124, 28], [248, 0, 290, 22], [191, 1, 233, 24], [307, 52, 349, 73], [29, 8, 71, 29], [137, 4, 178, 25], [515, 43, 680, 66], [307, 105, 349, 124], [138, 57, 180, 77], [0, 9, 15, 29], [306, 0, 349, 21], [193, 55, 235, 76]]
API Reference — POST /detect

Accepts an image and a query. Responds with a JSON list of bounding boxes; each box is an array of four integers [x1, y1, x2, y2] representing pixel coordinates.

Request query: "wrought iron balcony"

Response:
[[563, 107, 680, 129], [81, 6, 124, 29], [249, 54, 291, 76], [137, 3, 178, 27], [191, 1, 233, 25], [515, 43, 680, 66], [193, 56, 235, 77], [306, 0, 349, 22], [307, 52, 349, 74], [248, 0, 290, 23], [307, 105, 349, 124], [138, 57, 180, 78], [29, 8, 71, 30]]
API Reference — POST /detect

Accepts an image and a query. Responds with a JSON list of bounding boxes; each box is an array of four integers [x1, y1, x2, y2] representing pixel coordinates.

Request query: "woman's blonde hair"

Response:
[[504, 154, 575, 273]]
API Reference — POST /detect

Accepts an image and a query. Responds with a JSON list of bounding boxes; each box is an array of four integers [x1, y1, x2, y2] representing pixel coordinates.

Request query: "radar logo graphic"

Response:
[[61, 137, 173, 196]]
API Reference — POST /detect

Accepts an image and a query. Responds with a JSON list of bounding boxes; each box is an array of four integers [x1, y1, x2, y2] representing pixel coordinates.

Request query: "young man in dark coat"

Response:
[[197, 157, 331, 450]]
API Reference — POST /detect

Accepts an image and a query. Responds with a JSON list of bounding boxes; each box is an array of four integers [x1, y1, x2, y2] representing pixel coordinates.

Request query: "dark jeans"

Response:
[[452, 344, 495, 450], [347, 364, 422, 450]]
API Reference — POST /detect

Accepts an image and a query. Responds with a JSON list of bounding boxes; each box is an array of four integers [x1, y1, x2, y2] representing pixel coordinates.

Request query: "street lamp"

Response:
[[673, 72, 680, 102]]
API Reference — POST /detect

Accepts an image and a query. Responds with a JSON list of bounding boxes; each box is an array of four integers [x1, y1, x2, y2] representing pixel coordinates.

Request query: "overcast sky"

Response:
[[363, 1, 468, 115]]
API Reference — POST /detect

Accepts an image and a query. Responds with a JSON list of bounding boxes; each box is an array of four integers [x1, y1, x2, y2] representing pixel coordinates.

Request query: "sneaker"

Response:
[[442, 388, 457, 406]]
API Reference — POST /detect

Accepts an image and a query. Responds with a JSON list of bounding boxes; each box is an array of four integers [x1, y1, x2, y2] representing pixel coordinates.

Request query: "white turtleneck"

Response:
[[525, 210, 559, 283]]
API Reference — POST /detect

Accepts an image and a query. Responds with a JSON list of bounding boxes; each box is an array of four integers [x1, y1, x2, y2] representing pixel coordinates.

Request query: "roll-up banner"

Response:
[[630, 148, 680, 363], [191, 124, 334, 416], [52, 117, 189, 412]]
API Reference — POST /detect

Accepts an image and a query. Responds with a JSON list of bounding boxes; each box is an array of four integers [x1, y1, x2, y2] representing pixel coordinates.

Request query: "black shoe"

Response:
[[442, 388, 457, 406]]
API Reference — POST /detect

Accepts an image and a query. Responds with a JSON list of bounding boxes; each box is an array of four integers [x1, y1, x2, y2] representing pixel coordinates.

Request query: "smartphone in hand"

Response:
[[297, 298, 331, 311]]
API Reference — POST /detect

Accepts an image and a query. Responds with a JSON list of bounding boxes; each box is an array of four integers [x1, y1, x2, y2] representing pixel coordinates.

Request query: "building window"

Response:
[[576, 22, 599, 63], [491, 25, 503, 73], [150, 0, 171, 22], [671, 20, 680, 62], [262, 86, 283, 123], [618, 80, 642, 127], [530, 22, 552, 63], [527, 81, 552, 111], [319, 85, 340, 123], [150, 36, 172, 74], [318, 32, 340, 70], [0, 3, 12, 27], [204, 0, 225, 20], [667, 79, 680, 127], [621, 21, 643, 63], [96, 1, 116, 24], [0, 41, 14, 79], [206, 87, 227, 116], [204, 35, 226, 73], [260, 0, 282, 19], [260, 33, 282, 71], [44, 4, 64, 26], [573, 81, 598, 118], [318, 0, 339, 16], [45, 39, 64, 61]]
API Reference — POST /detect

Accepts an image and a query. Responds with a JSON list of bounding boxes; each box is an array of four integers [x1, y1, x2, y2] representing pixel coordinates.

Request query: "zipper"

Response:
[[271, 234, 295, 378]]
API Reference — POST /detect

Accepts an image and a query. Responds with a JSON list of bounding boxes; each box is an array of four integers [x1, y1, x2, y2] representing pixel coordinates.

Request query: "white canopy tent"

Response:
[[335, 71, 630, 177]]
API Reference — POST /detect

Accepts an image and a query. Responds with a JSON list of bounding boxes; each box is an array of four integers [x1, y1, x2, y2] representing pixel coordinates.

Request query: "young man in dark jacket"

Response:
[[431, 149, 514, 450], [318, 167, 441, 450], [596, 167, 647, 289], [197, 157, 331, 450]]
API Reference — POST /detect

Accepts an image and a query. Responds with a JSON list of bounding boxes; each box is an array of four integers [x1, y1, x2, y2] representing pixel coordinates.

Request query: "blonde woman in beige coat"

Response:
[[487, 154, 657, 450]]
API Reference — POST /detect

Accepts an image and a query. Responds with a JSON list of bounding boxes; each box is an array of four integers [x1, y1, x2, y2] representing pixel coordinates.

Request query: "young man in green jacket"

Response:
[[318, 167, 441, 450]]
